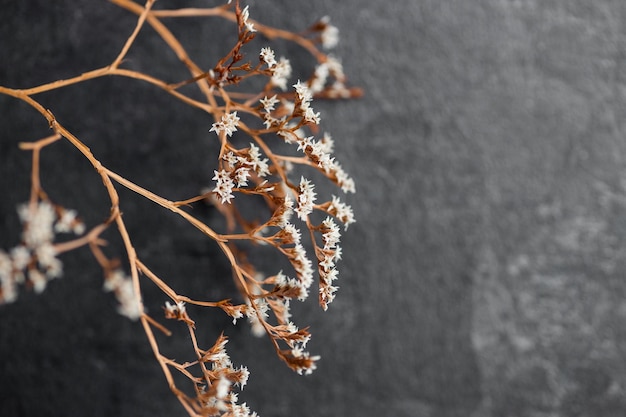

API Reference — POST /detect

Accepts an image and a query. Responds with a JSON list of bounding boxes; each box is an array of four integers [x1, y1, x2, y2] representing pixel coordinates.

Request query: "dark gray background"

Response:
[[2, 1, 626, 416]]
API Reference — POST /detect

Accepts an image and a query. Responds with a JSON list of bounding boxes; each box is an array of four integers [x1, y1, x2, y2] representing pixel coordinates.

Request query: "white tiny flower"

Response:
[[280, 197, 294, 226], [260, 94, 279, 112], [212, 169, 236, 204], [116, 279, 143, 320], [320, 132, 335, 153], [290, 347, 320, 375], [325, 267, 339, 283], [236, 365, 250, 389], [296, 136, 314, 152], [277, 129, 298, 144], [296, 286, 310, 302], [234, 167, 250, 187], [310, 63, 329, 93], [72, 221, 85, 235], [321, 217, 341, 250], [318, 153, 335, 173], [231, 403, 252, 417], [292, 81, 320, 124], [43, 258, 63, 279], [286, 321, 299, 334], [229, 307, 244, 325], [164, 301, 177, 314], [320, 16, 339, 49], [35, 243, 57, 268], [54, 209, 77, 233], [29, 269, 47, 294], [223, 151, 238, 168], [104, 270, 143, 320], [210, 112, 240, 137], [226, 392, 239, 405], [333, 163, 356, 193], [283, 223, 301, 244], [292, 243, 314, 290], [309, 139, 325, 158], [11, 246, 31, 271], [319, 284, 339, 310], [259, 47, 276, 68], [216, 376, 231, 399], [20, 202, 56, 247], [0, 250, 12, 281], [262, 114, 280, 129], [293, 80, 312, 103], [241, 5, 256, 32], [294, 177, 316, 220], [271, 57, 292, 90], [245, 143, 270, 177], [246, 295, 269, 337], [320, 254, 335, 272], [333, 245, 342, 262], [104, 269, 126, 292], [209, 339, 232, 368], [17, 204, 30, 223], [330, 195, 355, 229], [304, 107, 321, 125], [1, 277, 17, 303], [326, 55, 345, 79], [52, 206, 84, 236], [340, 176, 356, 194], [274, 270, 289, 286]]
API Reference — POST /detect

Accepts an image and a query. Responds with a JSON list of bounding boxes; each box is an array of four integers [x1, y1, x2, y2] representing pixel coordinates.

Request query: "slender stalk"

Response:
[[110, 0, 156, 69], [104, 168, 225, 242], [1, 1, 359, 415]]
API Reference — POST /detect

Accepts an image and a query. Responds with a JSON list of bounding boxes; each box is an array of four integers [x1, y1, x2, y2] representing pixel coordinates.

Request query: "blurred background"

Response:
[[3, 1, 626, 416]]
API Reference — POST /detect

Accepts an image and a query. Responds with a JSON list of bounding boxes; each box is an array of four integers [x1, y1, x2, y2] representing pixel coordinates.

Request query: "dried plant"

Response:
[[0, 1, 360, 416]]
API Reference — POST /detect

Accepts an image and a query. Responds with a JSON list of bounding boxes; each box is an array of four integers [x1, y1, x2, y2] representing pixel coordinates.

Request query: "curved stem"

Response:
[[104, 168, 225, 243], [53, 223, 109, 254], [111, 0, 156, 69], [150, 7, 327, 61]]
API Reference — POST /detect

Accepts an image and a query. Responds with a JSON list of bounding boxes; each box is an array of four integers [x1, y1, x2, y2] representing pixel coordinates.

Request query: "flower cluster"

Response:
[[104, 269, 143, 320], [318, 16, 339, 50], [1, 1, 361, 416], [317, 217, 342, 309], [294, 177, 317, 220], [210, 112, 240, 138], [293, 80, 321, 125], [196, 4, 358, 382], [0, 201, 84, 304], [259, 46, 292, 91], [162, 332, 256, 416], [212, 169, 236, 204]]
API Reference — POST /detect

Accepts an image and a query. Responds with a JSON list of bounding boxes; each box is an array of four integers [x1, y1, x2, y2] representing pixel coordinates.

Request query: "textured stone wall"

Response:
[[2, 1, 626, 417]]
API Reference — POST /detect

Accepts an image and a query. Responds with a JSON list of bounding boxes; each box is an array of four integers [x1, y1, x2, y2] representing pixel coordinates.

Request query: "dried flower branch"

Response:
[[0, 1, 361, 416]]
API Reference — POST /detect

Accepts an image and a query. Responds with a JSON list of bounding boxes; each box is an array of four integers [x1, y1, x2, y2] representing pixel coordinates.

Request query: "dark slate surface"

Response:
[[2, 1, 626, 416]]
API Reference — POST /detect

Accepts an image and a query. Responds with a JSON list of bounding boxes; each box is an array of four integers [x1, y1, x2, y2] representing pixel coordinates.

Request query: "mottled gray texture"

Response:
[[2, 1, 626, 417]]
